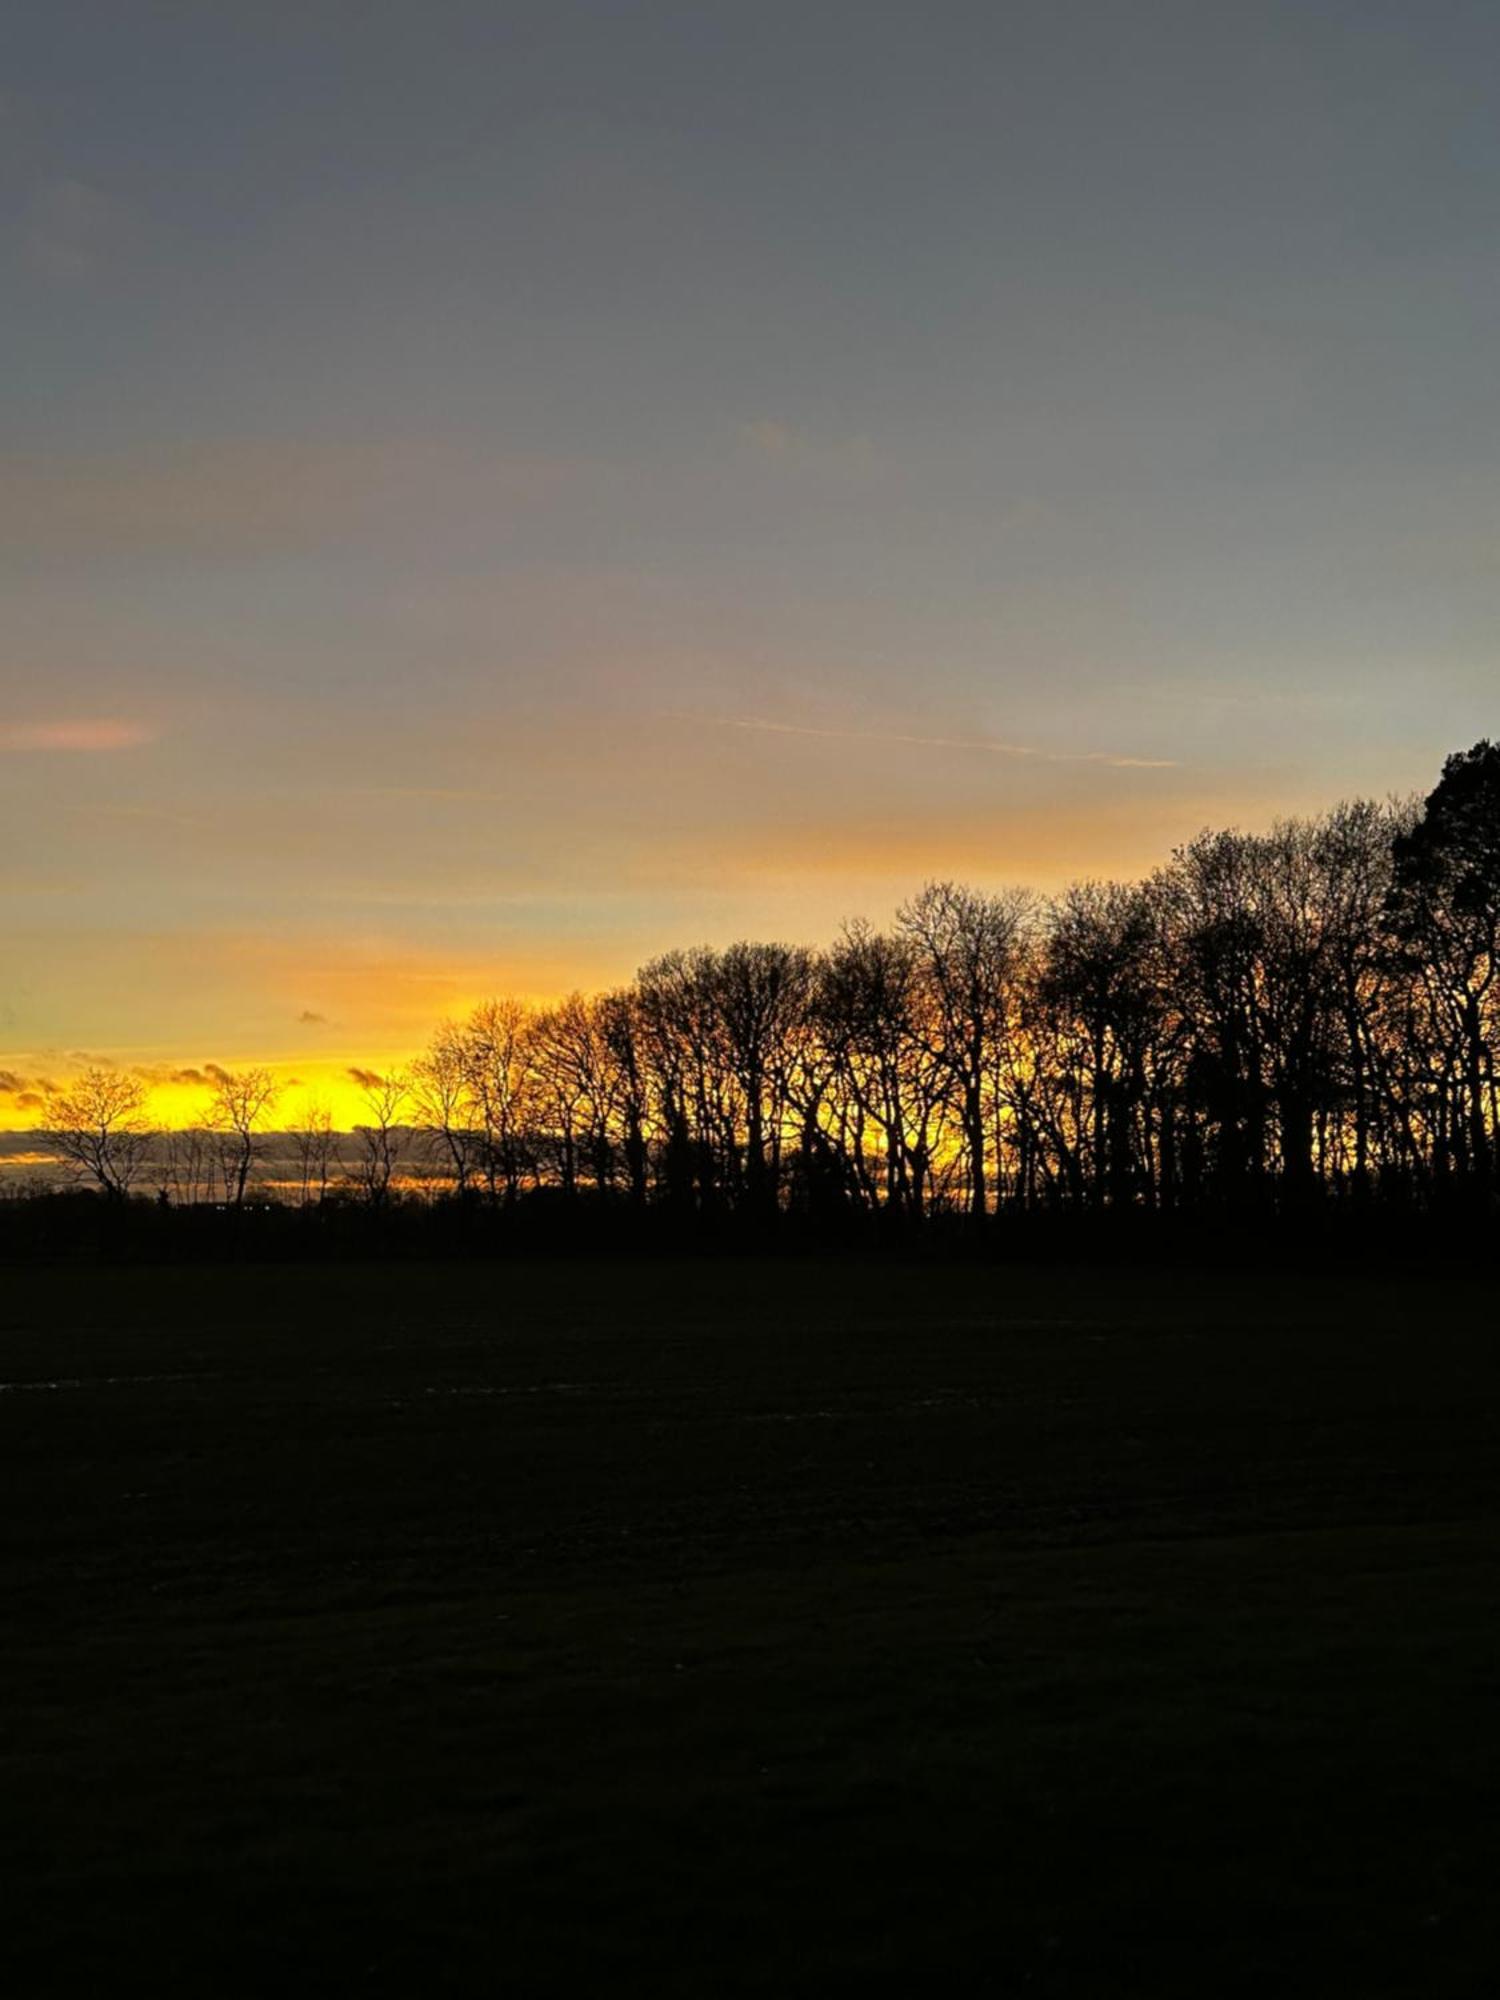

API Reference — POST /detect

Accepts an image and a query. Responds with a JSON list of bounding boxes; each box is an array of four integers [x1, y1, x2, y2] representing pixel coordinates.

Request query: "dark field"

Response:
[[4, 1258, 1500, 1996]]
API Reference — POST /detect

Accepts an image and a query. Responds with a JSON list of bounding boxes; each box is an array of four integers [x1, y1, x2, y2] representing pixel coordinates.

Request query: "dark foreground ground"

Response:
[[3, 1257, 1499, 1996]]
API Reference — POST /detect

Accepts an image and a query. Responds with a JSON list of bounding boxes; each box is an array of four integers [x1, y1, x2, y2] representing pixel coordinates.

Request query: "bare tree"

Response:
[[41, 1067, 154, 1197], [598, 987, 650, 1207], [1041, 880, 1167, 1208], [204, 1066, 279, 1207], [898, 882, 1034, 1220], [290, 1095, 340, 1206], [412, 1023, 480, 1197], [460, 1000, 533, 1204], [711, 942, 817, 1215], [813, 922, 950, 1221], [351, 1069, 410, 1208], [158, 1125, 214, 1206], [527, 995, 595, 1197]]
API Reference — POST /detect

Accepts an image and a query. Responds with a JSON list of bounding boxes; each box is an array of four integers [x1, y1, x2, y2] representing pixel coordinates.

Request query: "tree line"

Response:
[[32, 741, 1500, 1230]]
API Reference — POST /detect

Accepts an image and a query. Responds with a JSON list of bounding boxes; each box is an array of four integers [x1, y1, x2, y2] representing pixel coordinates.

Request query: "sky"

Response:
[[4, 1, 1500, 1124]]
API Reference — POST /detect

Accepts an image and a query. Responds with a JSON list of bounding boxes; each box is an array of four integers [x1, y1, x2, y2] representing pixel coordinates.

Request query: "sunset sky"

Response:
[[5, 2, 1500, 1125]]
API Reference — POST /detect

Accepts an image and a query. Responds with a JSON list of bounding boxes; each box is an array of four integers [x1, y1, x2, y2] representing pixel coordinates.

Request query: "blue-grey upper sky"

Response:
[[4, 1, 1500, 1078]]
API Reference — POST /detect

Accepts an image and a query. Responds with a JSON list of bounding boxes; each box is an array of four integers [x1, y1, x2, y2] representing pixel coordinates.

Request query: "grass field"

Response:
[[4, 1255, 1499, 1995]]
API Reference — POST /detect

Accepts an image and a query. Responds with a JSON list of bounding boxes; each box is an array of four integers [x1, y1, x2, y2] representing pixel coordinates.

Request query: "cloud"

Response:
[[696, 715, 1177, 770], [347, 1066, 384, 1089], [0, 1070, 57, 1101], [297, 1010, 328, 1025], [0, 720, 154, 752], [119, 1064, 197, 1089]]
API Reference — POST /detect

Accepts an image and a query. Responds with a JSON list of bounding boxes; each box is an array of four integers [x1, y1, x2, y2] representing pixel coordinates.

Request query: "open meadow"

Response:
[[4, 1255, 1500, 1995]]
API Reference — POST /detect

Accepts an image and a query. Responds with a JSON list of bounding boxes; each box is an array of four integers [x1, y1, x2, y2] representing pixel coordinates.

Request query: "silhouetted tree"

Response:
[[351, 1069, 410, 1208], [40, 1067, 154, 1197], [159, 1125, 214, 1207], [1388, 742, 1500, 1192], [899, 882, 1034, 1221], [206, 1065, 279, 1207], [814, 923, 949, 1221], [290, 1096, 340, 1206], [460, 999, 533, 1204], [1040, 880, 1165, 1208], [412, 1023, 481, 1197], [598, 988, 650, 1208]]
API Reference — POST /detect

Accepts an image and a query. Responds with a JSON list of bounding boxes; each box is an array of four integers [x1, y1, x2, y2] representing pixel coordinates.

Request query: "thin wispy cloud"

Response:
[[0, 720, 154, 752], [698, 715, 1177, 770]]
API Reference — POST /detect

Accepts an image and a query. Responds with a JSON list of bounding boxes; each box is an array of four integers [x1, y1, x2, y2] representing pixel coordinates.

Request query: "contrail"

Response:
[[697, 715, 1177, 770]]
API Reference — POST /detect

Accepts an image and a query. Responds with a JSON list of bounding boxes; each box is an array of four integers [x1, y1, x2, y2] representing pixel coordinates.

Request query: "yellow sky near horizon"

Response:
[[0, 1062, 414, 1139]]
